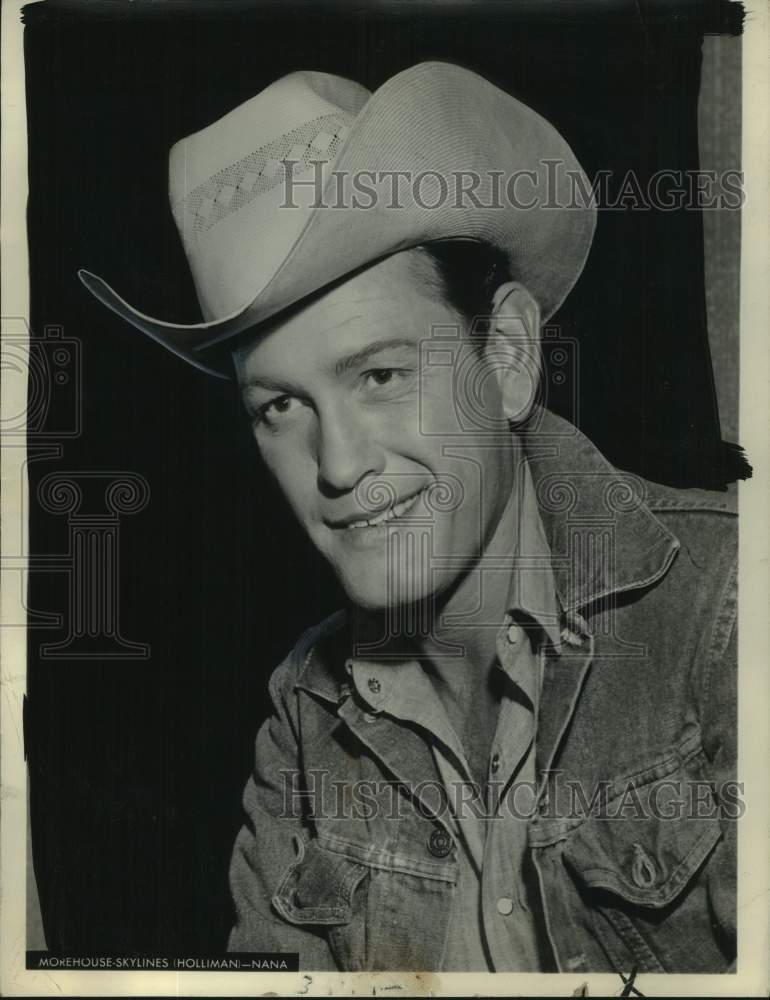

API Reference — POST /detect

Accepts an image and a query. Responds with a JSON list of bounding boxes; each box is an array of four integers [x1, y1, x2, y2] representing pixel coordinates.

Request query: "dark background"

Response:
[[23, 0, 744, 953]]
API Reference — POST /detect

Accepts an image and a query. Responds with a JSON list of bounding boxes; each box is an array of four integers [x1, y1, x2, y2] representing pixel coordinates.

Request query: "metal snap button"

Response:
[[506, 624, 521, 644], [367, 677, 381, 694], [560, 627, 584, 647], [428, 827, 453, 858], [496, 896, 514, 915]]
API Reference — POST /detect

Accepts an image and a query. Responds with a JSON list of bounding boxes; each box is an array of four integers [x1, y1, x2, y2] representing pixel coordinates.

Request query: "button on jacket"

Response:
[[227, 409, 737, 973]]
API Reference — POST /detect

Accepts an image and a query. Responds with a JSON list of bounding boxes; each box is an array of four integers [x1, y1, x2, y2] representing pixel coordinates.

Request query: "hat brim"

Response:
[[79, 61, 596, 380]]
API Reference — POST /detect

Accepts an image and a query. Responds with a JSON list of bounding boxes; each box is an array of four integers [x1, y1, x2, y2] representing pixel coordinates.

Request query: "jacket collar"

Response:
[[297, 410, 680, 702], [521, 408, 679, 613]]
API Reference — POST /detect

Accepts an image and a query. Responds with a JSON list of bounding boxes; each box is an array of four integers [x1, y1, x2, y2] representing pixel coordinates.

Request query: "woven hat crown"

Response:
[[169, 70, 370, 321]]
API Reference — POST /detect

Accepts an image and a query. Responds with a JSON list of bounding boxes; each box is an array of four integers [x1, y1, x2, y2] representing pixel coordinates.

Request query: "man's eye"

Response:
[[364, 368, 411, 389], [254, 394, 297, 427]]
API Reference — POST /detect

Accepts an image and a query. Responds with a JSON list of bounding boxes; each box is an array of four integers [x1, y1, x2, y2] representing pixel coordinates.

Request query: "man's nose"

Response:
[[316, 404, 385, 495]]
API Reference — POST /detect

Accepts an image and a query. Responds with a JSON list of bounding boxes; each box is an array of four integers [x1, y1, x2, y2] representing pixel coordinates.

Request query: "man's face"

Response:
[[233, 249, 519, 610]]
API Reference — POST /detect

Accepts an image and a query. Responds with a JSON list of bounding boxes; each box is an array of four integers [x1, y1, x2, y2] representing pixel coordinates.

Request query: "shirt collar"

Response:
[[503, 456, 562, 650]]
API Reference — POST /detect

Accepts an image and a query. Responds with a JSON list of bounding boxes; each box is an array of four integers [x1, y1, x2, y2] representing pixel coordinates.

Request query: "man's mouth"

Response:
[[342, 487, 425, 531]]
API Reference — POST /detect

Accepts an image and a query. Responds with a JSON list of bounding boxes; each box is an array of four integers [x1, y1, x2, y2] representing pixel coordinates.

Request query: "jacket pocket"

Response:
[[271, 831, 456, 970], [564, 801, 721, 909], [559, 740, 729, 971], [272, 833, 369, 926]]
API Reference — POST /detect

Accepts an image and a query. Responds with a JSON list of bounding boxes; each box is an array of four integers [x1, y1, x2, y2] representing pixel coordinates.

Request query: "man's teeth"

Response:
[[347, 490, 422, 530]]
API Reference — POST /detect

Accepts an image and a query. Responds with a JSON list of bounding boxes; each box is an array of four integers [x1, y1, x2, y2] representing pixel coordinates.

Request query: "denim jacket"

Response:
[[228, 410, 737, 973]]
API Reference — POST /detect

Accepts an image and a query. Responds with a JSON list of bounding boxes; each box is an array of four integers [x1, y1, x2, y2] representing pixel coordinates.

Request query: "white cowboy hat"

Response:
[[79, 61, 596, 379]]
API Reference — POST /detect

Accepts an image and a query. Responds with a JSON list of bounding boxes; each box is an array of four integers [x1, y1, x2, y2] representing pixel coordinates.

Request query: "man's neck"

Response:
[[351, 454, 528, 689], [415, 480, 521, 691]]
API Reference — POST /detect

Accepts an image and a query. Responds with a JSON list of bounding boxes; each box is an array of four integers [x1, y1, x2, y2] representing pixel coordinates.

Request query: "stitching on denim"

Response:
[[568, 534, 680, 612], [528, 823, 580, 848], [701, 553, 738, 716], [317, 832, 458, 883], [600, 906, 666, 972], [529, 729, 705, 847], [655, 820, 721, 896], [647, 497, 737, 514], [588, 907, 632, 974], [537, 636, 595, 787], [271, 841, 368, 924], [436, 882, 457, 971], [291, 608, 348, 700], [599, 727, 704, 800], [320, 835, 457, 883], [577, 820, 721, 905]]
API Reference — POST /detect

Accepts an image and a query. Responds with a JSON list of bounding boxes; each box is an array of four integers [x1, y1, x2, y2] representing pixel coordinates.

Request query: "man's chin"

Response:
[[337, 569, 438, 612], [323, 530, 450, 610]]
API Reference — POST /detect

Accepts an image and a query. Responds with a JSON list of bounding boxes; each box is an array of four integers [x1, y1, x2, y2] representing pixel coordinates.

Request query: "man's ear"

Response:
[[484, 282, 542, 424]]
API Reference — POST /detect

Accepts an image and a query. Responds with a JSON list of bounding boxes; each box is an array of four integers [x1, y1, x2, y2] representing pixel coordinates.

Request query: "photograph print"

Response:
[[2, 0, 768, 995]]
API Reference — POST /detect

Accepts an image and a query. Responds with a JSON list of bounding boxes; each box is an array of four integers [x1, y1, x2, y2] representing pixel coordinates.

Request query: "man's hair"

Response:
[[415, 240, 513, 340], [225, 239, 514, 375], [415, 241, 543, 425]]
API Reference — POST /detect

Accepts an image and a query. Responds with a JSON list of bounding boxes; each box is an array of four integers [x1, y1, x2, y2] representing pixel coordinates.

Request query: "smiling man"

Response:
[[80, 62, 738, 973], [233, 246, 538, 616]]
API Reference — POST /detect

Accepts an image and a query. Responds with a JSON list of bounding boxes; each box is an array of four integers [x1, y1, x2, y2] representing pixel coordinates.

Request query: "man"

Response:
[[80, 62, 737, 973]]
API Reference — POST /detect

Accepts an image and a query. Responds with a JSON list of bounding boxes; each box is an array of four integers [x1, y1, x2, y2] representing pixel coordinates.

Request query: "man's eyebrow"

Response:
[[333, 338, 418, 376], [238, 337, 418, 393], [239, 373, 297, 393]]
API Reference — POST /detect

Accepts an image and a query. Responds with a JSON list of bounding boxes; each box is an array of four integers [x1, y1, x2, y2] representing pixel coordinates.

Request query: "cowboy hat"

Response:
[[78, 61, 596, 379]]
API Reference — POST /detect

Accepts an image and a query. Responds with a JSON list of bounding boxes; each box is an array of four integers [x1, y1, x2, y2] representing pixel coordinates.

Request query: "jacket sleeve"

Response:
[[694, 552, 738, 962], [227, 652, 337, 969]]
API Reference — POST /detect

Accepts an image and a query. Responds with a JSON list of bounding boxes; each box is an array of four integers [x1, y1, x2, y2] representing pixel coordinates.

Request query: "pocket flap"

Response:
[[272, 834, 368, 926], [563, 785, 722, 908]]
